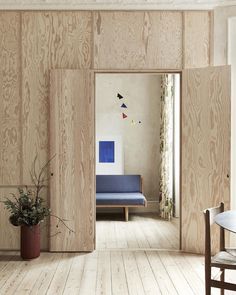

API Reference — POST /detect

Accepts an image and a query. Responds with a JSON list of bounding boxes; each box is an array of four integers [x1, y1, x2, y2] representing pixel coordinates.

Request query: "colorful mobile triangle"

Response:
[[122, 113, 128, 119], [117, 93, 123, 99], [121, 103, 127, 108]]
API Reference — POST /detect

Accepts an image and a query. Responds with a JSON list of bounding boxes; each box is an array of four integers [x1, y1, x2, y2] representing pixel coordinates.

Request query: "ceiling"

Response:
[[1, 0, 236, 10]]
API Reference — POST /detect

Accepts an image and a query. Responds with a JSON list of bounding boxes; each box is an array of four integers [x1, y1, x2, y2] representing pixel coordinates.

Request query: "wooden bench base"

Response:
[[96, 204, 147, 222], [124, 207, 129, 222]]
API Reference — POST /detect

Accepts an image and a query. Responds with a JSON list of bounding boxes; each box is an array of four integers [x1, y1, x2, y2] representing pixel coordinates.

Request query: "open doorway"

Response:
[[95, 72, 180, 250]]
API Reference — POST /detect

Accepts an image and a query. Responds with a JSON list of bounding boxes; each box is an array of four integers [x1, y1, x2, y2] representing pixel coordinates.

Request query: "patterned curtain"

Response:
[[159, 74, 174, 218]]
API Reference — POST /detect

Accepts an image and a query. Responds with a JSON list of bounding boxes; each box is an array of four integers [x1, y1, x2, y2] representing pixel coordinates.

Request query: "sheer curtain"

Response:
[[159, 74, 174, 218]]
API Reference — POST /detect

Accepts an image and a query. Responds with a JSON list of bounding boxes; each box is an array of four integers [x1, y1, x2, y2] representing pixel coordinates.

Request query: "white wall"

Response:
[[228, 17, 236, 212], [214, 6, 236, 66], [214, 9, 236, 210], [228, 17, 236, 246], [96, 73, 161, 206]]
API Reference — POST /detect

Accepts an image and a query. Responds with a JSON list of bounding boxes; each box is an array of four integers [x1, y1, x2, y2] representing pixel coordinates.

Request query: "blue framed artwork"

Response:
[[99, 141, 115, 163]]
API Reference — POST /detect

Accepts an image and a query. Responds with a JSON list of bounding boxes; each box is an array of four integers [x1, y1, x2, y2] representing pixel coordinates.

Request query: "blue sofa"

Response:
[[96, 175, 147, 221]]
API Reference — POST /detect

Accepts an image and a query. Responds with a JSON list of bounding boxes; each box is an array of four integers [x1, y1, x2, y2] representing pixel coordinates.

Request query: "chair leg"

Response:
[[220, 269, 225, 295], [205, 281, 211, 295], [205, 265, 211, 295]]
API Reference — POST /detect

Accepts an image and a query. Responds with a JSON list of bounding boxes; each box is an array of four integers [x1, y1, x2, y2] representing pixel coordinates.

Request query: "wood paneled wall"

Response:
[[181, 66, 230, 253], [22, 12, 92, 184], [94, 11, 182, 69], [0, 12, 21, 185], [183, 11, 212, 68], [50, 70, 94, 251], [0, 10, 212, 250], [0, 13, 21, 250]]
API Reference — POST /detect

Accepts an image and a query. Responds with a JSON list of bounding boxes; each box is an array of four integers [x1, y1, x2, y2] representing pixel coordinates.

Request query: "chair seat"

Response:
[[226, 248, 236, 257], [211, 251, 236, 269]]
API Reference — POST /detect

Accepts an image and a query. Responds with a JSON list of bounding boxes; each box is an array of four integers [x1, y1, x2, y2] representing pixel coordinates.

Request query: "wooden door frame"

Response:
[[93, 69, 182, 251]]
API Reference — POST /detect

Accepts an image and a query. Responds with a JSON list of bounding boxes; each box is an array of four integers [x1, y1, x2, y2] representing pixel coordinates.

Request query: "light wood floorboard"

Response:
[[0, 251, 235, 294], [96, 213, 179, 250]]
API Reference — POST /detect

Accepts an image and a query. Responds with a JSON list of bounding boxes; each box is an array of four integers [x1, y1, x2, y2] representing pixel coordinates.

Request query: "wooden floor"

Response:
[[96, 213, 179, 250], [0, 250, 235, 294], [0, 214, 235, 294]]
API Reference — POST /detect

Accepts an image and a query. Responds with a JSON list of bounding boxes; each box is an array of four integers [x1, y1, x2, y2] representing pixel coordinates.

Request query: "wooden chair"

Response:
[[204, 202, 236, 295]]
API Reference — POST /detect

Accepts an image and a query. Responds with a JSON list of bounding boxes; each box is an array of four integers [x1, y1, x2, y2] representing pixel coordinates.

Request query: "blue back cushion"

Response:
[[96, 175, 141, 193]]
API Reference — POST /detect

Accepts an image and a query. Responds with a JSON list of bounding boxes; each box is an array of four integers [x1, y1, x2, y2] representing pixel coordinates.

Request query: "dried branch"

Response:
[[2, 154, 74, 235], [50, 231, 62, 238], [50, 214, 75, 234]]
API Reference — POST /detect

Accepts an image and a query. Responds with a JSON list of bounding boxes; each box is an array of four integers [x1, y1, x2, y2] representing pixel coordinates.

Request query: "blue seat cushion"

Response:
[[96, 175, 141, 193], [96, 192, 146, 206]]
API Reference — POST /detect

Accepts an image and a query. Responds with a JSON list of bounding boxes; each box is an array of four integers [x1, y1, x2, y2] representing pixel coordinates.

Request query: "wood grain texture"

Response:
[[96, 213, 179, 250], [94, 11, 182, 70], [183, 11, 211, 68], [181, 66, 231, 254], [49, 70, 95, 252], [22, 11, 92, 184], [0, 9, 213, 251], [0, 12, 21, 185], [0, 188, 20, 250], [1, 251, 236, 295]]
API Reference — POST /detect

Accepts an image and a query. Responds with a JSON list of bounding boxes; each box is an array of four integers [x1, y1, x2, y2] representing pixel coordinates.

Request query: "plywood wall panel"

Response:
[[22, 12, 92, 184], [0, 188, 20, 249], [0, 12, 21, 185], [0, 9, 213, 251], [181, 66, 230, 254], [50, 70, 95, 252], [94, 11, 182, 69], [183, 11, 210, 68]]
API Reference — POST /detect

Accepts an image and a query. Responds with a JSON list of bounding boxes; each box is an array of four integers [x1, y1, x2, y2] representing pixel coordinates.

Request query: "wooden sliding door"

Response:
[[49, 70, 95, 252], [181, 66, 231, 253]]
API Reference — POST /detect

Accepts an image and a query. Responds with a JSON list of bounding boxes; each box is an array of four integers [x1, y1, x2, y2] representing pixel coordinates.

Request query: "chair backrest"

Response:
[[203, 202, 225, 260]]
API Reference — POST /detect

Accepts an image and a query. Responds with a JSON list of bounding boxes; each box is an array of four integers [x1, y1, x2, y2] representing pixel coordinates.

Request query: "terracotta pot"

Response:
[[21, 224, 40, 260]]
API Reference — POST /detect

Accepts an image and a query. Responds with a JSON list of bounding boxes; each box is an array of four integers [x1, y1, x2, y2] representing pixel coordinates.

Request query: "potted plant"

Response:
[[2, 156, 72, 260]]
